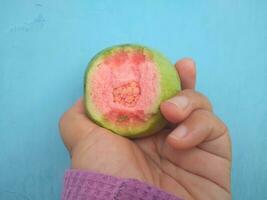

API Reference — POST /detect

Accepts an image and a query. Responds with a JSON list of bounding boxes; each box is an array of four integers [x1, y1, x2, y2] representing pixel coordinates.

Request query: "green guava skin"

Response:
[[84, 44, 181, 138]]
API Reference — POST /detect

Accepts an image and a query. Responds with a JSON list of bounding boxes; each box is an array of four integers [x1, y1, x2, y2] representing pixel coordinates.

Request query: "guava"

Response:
[[84, 44, 181, 138]]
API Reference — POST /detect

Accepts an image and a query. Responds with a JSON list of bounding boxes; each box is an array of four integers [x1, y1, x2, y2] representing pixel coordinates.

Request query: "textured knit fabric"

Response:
[[62, 169, 182, 200]]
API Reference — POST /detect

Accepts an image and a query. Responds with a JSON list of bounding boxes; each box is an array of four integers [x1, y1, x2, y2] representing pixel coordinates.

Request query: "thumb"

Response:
[[175, 58, 196, 90]]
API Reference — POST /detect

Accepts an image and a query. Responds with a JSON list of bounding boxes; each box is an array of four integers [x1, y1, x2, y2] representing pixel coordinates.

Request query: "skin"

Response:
[[59, 58, 231, 200]]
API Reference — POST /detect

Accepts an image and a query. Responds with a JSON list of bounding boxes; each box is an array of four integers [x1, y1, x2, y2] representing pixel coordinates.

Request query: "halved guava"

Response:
[[84, 44, 181, 138]]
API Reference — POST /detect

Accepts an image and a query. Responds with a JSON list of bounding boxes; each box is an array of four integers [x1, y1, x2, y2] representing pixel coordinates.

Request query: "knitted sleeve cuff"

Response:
[[62, 169, 182, 200]]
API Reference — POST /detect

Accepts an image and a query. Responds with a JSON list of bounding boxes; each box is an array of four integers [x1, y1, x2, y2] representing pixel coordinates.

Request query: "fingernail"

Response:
[[167, 96, 188, 110], [169, 125, 187, 139]]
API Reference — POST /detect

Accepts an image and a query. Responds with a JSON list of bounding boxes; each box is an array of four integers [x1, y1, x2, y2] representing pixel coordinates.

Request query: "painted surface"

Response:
[[0, 1, 266, 199]]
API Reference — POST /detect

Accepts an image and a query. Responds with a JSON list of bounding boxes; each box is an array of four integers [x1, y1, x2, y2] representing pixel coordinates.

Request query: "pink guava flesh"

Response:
[[90, 50, 160, 125]]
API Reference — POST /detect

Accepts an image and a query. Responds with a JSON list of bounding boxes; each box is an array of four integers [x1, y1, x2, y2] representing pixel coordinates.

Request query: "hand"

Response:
[[59, 58, 231, 200]]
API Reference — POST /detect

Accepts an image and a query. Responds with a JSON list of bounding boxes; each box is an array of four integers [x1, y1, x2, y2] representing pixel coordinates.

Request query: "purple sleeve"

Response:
[[62, 169, 182, 200]]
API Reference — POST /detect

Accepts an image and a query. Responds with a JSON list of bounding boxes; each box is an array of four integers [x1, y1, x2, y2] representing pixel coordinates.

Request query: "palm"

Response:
[[71, 124, 231, 200]]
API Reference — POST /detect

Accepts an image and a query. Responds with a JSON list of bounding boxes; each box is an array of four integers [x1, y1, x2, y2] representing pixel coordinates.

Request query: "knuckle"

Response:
[[213, 114, 229, 135], [179, 89, 213, 111], [220, 120, 229, 135], [195, 92, 213, 111], [179, 88, 194, 97], [200, 110, 229, 136], [193, 109, 212, 121]]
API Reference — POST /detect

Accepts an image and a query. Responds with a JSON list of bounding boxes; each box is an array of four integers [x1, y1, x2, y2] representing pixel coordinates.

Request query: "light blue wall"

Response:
[[1, 1, 266, 199]]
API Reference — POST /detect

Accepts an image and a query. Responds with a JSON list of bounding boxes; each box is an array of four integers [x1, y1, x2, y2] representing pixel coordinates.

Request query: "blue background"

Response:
[[1, 0, 267, 199]]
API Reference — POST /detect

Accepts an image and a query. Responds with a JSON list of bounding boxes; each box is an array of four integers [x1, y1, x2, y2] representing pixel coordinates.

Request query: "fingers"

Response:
[[175, 58, 196, 89], [166, 109, 229, 151], [160, 89, 212, 124], [59, 98, 97, 152]]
